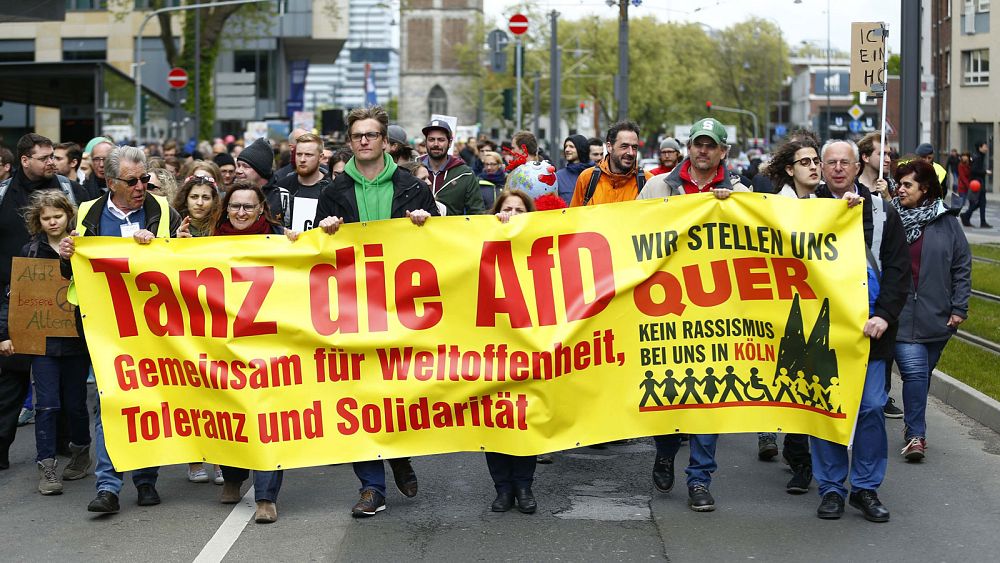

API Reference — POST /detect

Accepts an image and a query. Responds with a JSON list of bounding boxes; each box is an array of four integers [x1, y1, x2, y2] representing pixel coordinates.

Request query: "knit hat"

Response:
[[237, 138, 274, 179], [564, 134, 590, 163], [84, 136, 114, 155], [659, 138, 682, 152], [915, 143, 934, 157], [213, 152, 236, 168]]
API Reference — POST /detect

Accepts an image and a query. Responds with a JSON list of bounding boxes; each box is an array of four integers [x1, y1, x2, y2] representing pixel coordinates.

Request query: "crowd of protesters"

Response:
[[0, 108, 972, 525]]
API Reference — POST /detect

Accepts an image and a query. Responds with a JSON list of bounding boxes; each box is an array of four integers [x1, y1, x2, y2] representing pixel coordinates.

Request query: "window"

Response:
[[963, 49, 989, 85], [427, 85, 447, 117], [946, 49, 952, 85], [234, 50, 273, 99], [979, 0, 991, 12], [63, 38, 107, 61], [965, 0, 975, 13], [0, 40, 34, 63], [65, 0, 108, 9], [948, 0, 952, 18]]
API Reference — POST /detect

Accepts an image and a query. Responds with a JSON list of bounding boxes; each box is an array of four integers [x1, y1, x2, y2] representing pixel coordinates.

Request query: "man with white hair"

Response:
[[58, 145, 181, 515]]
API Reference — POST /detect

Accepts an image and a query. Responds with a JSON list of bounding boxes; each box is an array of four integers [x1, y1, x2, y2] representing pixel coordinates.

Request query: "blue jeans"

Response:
[[653, 434, 719, 487], [353, 460, 387, 496], [810, 360, 887, 498], [219, 466, 284, 502], [895, 340, 948, 440], [94, 397, 159, 494], [32, 355, 91, 461]]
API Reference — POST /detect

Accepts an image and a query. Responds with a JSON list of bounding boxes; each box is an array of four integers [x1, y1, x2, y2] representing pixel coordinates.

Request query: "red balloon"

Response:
[[970, 179, 982, 192]]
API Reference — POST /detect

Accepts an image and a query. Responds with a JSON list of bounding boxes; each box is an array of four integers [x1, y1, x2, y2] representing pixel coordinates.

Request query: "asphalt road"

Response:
[[2, 372, 1000, 562]]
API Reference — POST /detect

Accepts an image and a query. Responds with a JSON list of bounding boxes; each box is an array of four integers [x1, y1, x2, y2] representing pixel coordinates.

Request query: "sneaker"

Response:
[[87, 491, 120, 513], [37, 458, 64, 495], [901, 437, 926, 462], [688, 483, 715, 512], [17, 408, 35, 426], [214, 468, 225, 485], [786, 464, 812, 494], [757, 433, 779, 461], [62, 443, 91, 481], [351, 490, 386, 518], [652, 455, 675, 493], [536, 453, 554, 464], [883, 398, 903, 419], [387, 458, 418, 498], [188, 467, 209, 483], [982, 223, 995, 229]]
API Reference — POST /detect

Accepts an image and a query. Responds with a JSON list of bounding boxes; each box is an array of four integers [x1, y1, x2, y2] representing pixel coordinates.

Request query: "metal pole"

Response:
[[617, 0, 628, 121], [515, 38, 523, 130], [533, 72, 541, 137], [194, 9, 200, 142], [711, 104, 759, 145], [900, 1, 921, 154], [133, 0, 271, 142], [825, 0, 831, 139], [549, 10, 560, 167]]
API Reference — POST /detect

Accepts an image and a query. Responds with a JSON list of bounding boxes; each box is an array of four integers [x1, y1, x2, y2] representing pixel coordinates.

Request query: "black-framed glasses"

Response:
[[795, 157, 822, 167], [350, 131, 382, 143], [228, 203, 259, 213], [116, 174, 151, 187]]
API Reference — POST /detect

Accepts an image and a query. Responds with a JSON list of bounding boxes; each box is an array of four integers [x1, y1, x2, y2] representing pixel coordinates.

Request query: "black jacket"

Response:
[[896, 211, 972, 343], [80, 173, 106, 200], [970, 151, 988, 184], [314, 167, 440, 225], [816, 181, 911, 360], [0, 170, 72, 291], [0, 235, 87, 357]]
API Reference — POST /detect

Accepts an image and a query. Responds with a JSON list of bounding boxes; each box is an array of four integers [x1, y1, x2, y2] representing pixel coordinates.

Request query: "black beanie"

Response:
[[565, 134, 590, 163], [237, 138, 274, 179], [213, 152, 236, 168]]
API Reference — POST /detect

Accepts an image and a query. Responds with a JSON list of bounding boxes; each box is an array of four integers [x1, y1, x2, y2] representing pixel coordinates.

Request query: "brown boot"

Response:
[[220, 481, 242, 504], [255, 500, 277, 523]]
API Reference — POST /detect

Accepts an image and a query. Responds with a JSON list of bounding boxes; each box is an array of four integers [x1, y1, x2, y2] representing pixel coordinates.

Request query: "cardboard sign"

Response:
[[8, 257, 78, 355], [850, 22, 887, 94]]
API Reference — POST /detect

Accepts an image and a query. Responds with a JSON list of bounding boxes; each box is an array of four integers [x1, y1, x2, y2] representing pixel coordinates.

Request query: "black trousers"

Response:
[[782, 433, 811, 468], [0, 368, 31, 464], [485, 452, 536, 493]]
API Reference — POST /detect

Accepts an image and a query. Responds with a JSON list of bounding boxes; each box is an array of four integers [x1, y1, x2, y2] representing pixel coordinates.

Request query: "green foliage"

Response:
[[887, 53, 901, 76], [937, 338, 1000, 401], [457, 6, 792, 146]]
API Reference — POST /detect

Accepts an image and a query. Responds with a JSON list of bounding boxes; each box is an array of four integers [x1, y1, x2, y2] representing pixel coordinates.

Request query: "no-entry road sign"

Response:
[[167, 67, 189, 89], [508, 13, 528, 35]]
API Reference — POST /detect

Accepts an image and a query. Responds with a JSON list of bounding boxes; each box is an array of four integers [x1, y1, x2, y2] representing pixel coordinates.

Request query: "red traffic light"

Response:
[[705, 100, 712, 111]]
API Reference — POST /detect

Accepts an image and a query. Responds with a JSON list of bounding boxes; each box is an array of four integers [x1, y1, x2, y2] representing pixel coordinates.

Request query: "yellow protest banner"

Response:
[[71, 193, 869, 471]]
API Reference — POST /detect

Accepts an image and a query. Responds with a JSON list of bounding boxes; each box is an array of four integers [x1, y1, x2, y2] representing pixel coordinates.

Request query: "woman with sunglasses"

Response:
[[891, 159, 971, 462], [173, 175, 222, 238], [179, 180, 297, 523]]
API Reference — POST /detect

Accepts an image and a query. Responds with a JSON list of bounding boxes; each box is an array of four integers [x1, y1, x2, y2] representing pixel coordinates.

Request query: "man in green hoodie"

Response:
[[313, 105, 437, 518]]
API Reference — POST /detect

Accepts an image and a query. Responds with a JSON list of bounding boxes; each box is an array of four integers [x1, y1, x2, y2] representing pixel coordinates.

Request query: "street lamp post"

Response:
[[133, 0, 273, 142]]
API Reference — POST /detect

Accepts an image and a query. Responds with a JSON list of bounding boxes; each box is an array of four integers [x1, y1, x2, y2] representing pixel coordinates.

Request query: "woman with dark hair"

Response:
[[767, 138, 822, 199], [178, 180, 297, 522], [173, 175, 222, 238], [892, 159, 971, 462], [490, 188, 536, 223]]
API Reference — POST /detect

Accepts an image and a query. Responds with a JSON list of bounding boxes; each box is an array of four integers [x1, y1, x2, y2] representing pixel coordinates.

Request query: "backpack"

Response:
[[581, 166, 646, 206]]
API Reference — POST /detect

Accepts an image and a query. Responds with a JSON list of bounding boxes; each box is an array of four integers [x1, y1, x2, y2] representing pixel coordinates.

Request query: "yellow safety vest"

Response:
[[67, 194, 172, 305]]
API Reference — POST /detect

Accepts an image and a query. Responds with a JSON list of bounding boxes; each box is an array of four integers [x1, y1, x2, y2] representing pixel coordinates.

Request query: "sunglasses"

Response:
[[116, 174, 151, 187], [185, 174, 217, 186]]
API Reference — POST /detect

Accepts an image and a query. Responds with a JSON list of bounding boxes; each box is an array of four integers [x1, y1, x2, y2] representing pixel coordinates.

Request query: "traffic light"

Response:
[[502, 88, 514, 121], [579, 101, 586, 114], [705, 100, 712, 112]]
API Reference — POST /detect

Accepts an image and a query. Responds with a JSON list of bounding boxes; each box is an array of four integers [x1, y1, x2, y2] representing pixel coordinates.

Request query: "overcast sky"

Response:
[[483, 0, 902, 53]]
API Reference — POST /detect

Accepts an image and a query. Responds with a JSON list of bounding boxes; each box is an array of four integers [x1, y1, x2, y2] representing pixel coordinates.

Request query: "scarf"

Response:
[[478, 170, 506, 185], [215, 214, 272, 236], [892, 197, 944, 243]]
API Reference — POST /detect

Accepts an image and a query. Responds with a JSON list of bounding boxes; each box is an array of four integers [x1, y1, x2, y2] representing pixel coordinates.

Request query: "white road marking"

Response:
[[193, 486, 256, 563]]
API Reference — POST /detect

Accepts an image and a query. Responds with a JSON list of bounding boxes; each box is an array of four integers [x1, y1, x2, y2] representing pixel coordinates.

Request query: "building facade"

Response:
[[398, 0, 482, 142]]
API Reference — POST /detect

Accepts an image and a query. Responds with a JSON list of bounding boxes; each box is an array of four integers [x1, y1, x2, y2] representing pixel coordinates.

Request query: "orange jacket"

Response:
[[569, 158, 653, 207]]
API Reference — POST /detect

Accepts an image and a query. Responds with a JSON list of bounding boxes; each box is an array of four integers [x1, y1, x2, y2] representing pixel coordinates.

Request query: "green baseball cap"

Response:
[[689, 118, 728, 145]]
